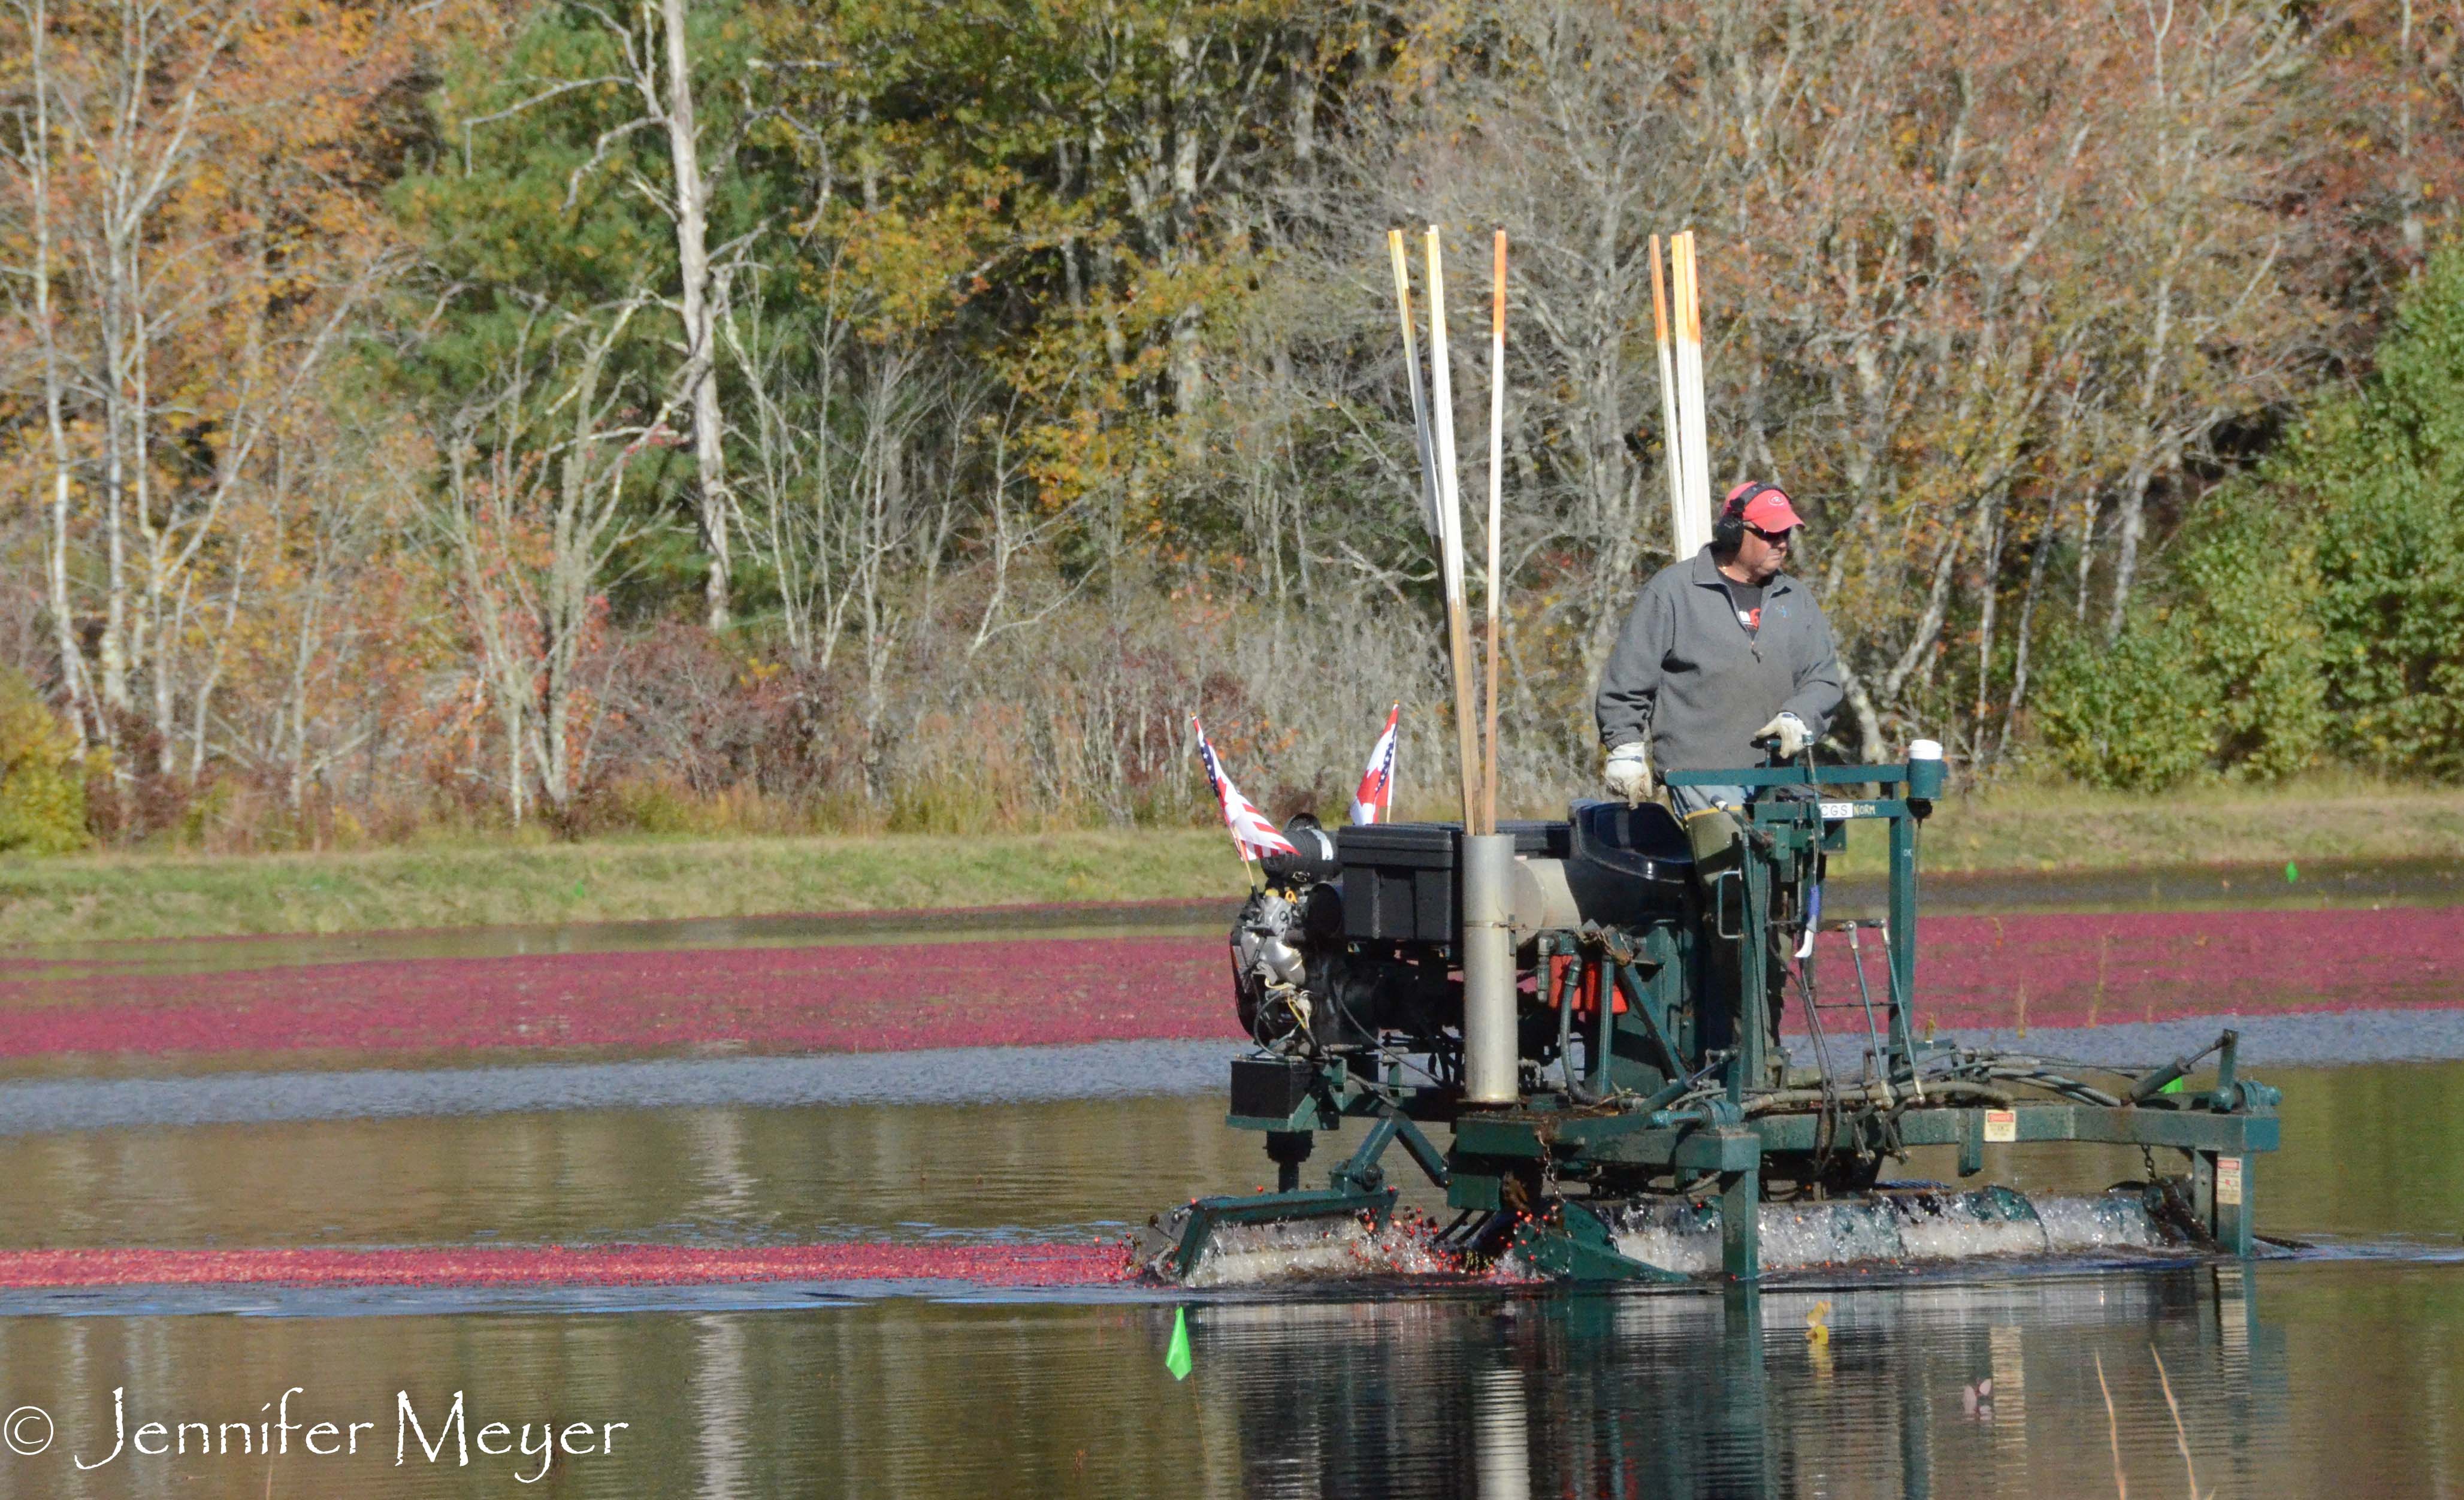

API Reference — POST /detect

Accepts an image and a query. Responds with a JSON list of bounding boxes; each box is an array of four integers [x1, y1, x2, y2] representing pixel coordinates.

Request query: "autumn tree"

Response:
[[0, 0, 413, 785]]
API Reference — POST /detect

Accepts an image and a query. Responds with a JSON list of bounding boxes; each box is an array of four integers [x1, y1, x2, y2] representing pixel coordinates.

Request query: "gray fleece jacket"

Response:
[[1595, 547, 1845, 772]]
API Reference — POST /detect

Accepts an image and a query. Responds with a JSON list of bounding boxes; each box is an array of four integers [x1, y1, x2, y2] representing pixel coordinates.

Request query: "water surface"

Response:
[[0, 1060, 2454, 1253], [0, 1259, 2453, 1497], [0, 897, 2452, 1496], [0, 1056, 2450, 1495]]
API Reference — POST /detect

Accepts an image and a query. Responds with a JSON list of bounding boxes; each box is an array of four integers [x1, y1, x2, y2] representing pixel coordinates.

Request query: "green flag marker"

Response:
[[2161, 1076, 2185, 1094], [2285, 861, 2298, 884], [1165, 1307, 1193, 1381]]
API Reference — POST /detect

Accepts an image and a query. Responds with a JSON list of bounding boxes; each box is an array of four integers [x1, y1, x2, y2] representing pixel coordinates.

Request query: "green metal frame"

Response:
[[1170, 1067, 1454, 1279], [1664, 761, 1923, 1094], [1452, 1088, 2275, 1272]]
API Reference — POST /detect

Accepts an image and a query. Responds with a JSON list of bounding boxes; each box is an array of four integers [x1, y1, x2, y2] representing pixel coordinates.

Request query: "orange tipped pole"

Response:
[[1670, 230, 1710, 557]]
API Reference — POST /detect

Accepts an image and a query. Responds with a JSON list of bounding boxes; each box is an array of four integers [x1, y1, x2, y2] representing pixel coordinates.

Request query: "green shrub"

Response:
[[2169, 500, 2329, 781], [2031, 499, 2326, 791], [0, 669, 89, 855], [2281, 256, 2464, 778], [2031, 618, 2218, 790], [2045, 243, 2464, 788]]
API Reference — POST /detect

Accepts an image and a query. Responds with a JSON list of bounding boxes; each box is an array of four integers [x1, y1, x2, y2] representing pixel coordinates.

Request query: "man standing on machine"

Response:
[[1594, 480, 1843, 1051], [1594, 480, 1843, 813]]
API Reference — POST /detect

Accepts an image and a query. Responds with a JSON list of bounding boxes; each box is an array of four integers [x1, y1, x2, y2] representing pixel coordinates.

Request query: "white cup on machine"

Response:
[[1906, 739, 1945, 800]]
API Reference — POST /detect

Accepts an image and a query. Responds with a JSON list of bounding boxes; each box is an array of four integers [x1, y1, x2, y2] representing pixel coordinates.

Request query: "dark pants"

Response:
[[1675, 792, 1789, 1056]]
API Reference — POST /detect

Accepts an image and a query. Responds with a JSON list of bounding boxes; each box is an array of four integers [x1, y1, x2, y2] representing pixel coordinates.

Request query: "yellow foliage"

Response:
[[0, 670, 88, 855]]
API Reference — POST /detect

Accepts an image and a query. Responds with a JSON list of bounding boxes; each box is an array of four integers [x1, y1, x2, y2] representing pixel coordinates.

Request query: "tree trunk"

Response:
[[1997, 509, 2054, 767], [2400, 0, 2423, 270], [1166, 31, 1203, 424], [1969, 492, 2005, 754], [2103, 457, 2155, 643], [1834, 658, 1889, 764], [1879, 527, 1965, 708], [661, 0, 731, 630], [2072, 490, 2100, 624], [25, 0, 87, 749], [98, 231, 133, 722]]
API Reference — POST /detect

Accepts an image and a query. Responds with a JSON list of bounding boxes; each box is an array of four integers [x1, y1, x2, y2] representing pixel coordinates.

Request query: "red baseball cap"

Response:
[[1726, 480, 1804, 533]]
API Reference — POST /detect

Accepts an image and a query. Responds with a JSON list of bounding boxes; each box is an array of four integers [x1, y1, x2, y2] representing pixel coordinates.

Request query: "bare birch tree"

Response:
[[431, 295, 672, 819]]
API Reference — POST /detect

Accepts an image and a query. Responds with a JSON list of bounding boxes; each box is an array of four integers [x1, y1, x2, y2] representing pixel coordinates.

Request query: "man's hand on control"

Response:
[[1755, 713, 1812, 760], [1603, 742, 1654, 806]]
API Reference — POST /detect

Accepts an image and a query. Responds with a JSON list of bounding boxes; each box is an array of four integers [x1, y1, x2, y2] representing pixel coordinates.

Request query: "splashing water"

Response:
[[2034, 1192, 2166, 1253], [1609, 1190, 2167, 1275], [1157, 1190, 2168, 1287], [1889, 1187, 2054, 1261], [1178, 1217, 1460, 1289]]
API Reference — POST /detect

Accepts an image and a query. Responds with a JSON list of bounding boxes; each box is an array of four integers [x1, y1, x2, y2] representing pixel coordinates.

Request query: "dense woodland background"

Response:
[[4, 0, 2464, 854]]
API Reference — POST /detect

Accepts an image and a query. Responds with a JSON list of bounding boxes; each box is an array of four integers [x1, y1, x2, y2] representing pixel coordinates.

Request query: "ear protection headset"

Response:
[[1713, 482, 1780, 552]]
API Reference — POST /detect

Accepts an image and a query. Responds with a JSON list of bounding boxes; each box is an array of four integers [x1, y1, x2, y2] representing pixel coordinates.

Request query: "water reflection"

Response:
[[1189, 1266, 2323, 1499], [11, 1261, 2450, 1498]]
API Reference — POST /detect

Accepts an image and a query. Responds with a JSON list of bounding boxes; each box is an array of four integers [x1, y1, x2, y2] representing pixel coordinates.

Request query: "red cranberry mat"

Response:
[[1799, 906, 2462, 1033], [0, 937, 1230, 1057], [0, 907, 2454, 1060], [0, 1243, 1129, 1290]]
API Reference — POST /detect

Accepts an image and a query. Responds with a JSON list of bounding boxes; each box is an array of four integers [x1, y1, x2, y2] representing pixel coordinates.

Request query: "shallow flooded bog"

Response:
[[0, 881, 2455, 1497], [0, 1061, 2451, 1495], [0, 1062, 2455, 1253], [7, 855, 2457, 982]]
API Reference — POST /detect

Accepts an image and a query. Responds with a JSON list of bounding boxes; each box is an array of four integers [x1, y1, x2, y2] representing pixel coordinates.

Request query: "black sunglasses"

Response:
[[1746, 524, 1794, 545]]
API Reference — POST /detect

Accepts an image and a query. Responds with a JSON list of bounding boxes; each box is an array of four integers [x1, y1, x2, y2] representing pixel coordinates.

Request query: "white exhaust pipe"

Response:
[[1461, 831, 1519, 1105]]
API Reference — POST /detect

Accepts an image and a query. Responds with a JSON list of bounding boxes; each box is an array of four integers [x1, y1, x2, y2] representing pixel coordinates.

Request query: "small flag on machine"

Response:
[[1350, 702, 1401, 826], [1192, 716, 1297, 861]]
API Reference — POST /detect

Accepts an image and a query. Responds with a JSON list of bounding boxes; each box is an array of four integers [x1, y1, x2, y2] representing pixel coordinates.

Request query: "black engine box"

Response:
[[1334, 819, 1566, 946], [1230, 1056, 1319, 1119]]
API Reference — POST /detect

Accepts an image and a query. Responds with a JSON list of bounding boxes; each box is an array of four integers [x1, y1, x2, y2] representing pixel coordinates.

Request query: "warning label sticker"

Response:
[[2217, 1156, 2243, 1206], [1984, 1109, 2017, 1143]]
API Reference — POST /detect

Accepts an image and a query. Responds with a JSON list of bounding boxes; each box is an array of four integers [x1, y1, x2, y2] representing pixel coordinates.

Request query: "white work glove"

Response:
[[1755, 713, 1812, 759], [1603, 742, 1654, 806]]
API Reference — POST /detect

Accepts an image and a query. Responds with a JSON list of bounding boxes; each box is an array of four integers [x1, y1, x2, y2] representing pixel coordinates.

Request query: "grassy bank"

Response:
[[0, 830, 1238, 946], [4, 778, 2460, 946]]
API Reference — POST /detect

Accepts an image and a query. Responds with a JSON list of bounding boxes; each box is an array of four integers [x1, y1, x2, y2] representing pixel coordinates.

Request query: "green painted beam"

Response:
[[1675, 1129, 1764, 1173], [1449, 1100, 2278, 1172]]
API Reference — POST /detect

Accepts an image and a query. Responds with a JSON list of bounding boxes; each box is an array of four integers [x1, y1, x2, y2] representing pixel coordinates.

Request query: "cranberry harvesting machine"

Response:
[[1141, 750, 2283, 1285]]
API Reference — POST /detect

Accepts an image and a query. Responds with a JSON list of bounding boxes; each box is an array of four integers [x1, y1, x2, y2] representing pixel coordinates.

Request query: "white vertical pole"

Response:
[[1649, 234, 1692, 560], [1387, 230, 1443, 543], [1483, 229, 1506, 831], [1461, 830, 1519, 1105], [1426, 227, 1481, 831]]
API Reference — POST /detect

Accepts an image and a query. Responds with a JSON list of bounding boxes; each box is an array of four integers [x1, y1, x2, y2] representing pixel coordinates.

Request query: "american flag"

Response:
[[1191, 716, 1297, 861], [1349, 702, 1401, 825]]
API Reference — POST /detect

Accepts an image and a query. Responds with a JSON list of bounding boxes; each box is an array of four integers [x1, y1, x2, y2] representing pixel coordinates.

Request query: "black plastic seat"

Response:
[[1568, 799, 1692, 881]]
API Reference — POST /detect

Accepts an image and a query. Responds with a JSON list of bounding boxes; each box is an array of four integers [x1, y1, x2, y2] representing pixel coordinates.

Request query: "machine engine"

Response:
[[1228, 802, 1698, 1075]]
